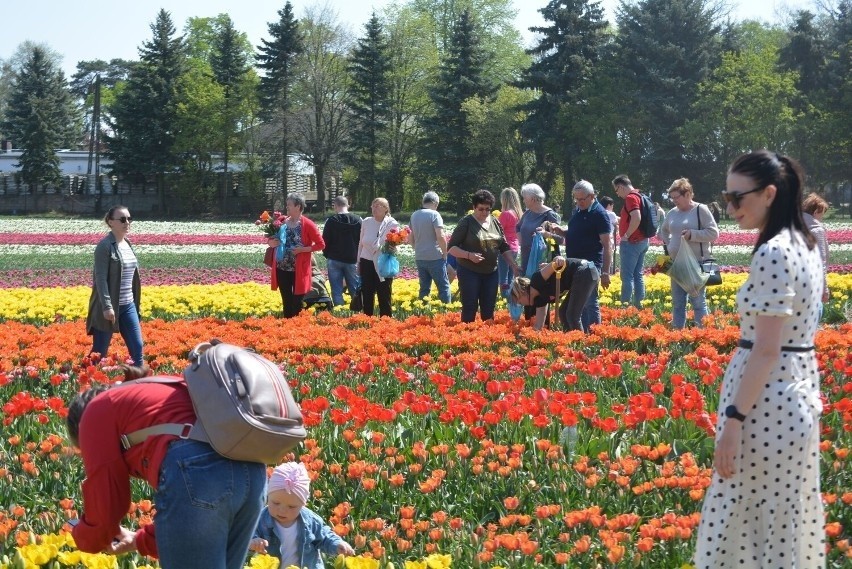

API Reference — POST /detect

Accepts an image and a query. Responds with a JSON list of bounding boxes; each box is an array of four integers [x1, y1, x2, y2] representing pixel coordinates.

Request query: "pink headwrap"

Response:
[[268, 462, 310, 504]]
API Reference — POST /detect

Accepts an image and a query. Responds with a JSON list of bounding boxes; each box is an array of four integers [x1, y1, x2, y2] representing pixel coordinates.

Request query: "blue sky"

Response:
[[3, 0, 811, 78]]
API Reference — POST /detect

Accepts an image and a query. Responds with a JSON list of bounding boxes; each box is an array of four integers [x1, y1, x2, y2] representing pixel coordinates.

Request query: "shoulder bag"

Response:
[[697, 206, 722, 287]]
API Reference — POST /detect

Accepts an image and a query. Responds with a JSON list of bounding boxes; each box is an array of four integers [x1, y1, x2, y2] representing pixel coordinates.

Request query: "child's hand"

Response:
[[249, 537, 269, 554], [337, 541, 355, 556]]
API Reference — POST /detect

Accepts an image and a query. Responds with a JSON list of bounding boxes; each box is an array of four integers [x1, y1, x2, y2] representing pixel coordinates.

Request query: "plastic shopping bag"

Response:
[[275, 225, 287, 260], [377, 253, 400, 278], [525, 232, 548, 277], [670, 243, 709, 297], [507, 297, 524, 321]]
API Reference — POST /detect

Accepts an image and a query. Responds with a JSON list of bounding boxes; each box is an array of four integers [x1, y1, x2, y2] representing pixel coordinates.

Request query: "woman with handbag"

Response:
[[659, 178, 719, 328]]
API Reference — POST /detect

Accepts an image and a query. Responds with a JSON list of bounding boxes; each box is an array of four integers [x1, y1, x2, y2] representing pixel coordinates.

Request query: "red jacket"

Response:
[[266, 216, 325, 295], [72, 380, 196, 558]]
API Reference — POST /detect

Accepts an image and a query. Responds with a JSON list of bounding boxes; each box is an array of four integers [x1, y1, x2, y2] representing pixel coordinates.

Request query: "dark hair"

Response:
[[599, 196, 614, 208], [728, 150, 815, 254], [120, 363, 151, 382], [103, 205, 128, 223], [611, 174, 631, 188], [472, 189, 496, 208], [66, 384, 111, 447]]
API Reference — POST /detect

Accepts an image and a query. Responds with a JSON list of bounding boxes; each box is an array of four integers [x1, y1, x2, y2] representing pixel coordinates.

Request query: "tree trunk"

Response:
[[315, 163, 326, 213]]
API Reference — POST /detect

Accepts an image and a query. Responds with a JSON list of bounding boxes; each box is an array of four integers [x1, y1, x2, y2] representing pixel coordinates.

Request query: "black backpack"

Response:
[[637, 193, 659, 238]]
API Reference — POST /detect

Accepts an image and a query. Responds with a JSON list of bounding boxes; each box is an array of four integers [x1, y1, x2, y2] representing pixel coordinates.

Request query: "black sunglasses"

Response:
[[721, 187, 764, 209], [112, 216, 133, 223]]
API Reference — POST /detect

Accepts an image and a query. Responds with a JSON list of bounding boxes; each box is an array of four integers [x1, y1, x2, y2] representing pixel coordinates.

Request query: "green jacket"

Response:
[[86, 233, 141, 334]]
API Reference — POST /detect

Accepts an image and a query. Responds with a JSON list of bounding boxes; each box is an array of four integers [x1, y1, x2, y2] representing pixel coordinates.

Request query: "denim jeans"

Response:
[[91, 303, 144, 365], [154, 439, 267, 569], [416, 258, 451, 303], [619, 239, 649, 307], [670, 278, 708, 329], [580, 275, 601, 330], [326, 259, 359, 306], [457, 265, 498, 323], [558, 263, 599, 332], [497, 251, 517, 298]]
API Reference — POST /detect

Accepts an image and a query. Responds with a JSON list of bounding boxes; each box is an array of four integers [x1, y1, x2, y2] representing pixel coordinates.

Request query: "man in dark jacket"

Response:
[[322, 196, 362, 306]]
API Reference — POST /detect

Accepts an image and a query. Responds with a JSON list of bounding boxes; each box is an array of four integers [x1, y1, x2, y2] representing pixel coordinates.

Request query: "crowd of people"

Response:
[[79, 151, 828, 567]]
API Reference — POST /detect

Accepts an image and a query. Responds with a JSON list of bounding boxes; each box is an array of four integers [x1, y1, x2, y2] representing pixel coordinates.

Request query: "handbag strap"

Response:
[[696, 207, 704, 259]]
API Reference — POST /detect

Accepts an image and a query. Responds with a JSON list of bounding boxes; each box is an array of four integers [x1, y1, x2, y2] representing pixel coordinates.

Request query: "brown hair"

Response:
[[802, 193, 828, 216], [510, 276, 531, 304], [103, 205, 129, 224], [667, 178, 693, 198]]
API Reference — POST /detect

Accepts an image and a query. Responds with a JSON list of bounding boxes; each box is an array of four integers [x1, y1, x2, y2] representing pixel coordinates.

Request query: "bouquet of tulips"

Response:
[[382, 226, 410, 255], [255, 211, 286, 239]]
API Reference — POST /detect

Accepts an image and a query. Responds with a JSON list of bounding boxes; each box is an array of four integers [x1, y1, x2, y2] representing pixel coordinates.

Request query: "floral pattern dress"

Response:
[[694, 228, 825, 568]]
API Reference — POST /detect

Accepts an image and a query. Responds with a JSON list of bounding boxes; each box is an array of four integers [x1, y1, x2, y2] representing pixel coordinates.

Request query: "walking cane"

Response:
[[551, 260, 565, 330]]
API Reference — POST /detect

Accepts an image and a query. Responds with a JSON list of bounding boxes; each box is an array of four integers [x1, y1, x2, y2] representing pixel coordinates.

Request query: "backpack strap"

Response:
[[117, 376, 209, 450]]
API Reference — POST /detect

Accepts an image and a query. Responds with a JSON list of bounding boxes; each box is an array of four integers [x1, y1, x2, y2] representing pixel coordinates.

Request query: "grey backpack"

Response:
[[121, 341, 306, 465]]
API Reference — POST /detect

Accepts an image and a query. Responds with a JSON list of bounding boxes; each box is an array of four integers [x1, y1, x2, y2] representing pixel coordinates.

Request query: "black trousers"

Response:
[[276, 269, 304, 318], [359, 258, 393, 317]]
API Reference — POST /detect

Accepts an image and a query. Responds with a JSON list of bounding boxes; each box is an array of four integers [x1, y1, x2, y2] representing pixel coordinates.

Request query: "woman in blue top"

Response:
[[517, 183, 559, 320]]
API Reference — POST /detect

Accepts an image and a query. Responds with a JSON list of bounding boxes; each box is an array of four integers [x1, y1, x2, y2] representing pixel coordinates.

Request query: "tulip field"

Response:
[[0, 217, 850, 569]]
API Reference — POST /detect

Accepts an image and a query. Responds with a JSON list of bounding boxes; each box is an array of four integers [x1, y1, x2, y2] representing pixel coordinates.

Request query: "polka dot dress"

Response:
[[695, 228, 825, 568]]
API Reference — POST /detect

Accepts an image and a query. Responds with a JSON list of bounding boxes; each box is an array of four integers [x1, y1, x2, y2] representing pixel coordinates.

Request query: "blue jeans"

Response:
[[497, 251, 517, 298], [671, 278, 707, 328], [326, 259, 359, 306], [619, 239, 649, 307], [154, 439, 267, 569], [416, 258, 451, 303], [457, 265, 498, 323], [91, 303, 144, 365], [580, 278, 601, 330]]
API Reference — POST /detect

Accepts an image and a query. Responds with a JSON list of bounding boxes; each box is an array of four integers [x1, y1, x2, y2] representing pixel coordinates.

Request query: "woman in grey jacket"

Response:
[[86, 205, 143, 365]]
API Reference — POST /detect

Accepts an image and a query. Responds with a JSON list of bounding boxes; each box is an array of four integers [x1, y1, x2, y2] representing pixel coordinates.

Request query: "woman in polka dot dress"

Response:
[[695, 150, 825, 568]]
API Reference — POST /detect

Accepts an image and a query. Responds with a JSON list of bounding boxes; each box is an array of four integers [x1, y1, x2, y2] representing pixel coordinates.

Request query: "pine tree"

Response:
[[518, 0, 608, 214], [420, 9, 494, 214], [348, 12, 391, 207], [614, 0, 723, 194], [256, 1, 304, 199], [211, 15, 251, 211], [1, 45, 79, 192], [108, 9, 185, 211]]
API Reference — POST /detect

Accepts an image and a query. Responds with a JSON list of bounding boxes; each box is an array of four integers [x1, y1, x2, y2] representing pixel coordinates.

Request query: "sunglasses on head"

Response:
[[721, 186, 764, 209], [112, 216, 133, 223]]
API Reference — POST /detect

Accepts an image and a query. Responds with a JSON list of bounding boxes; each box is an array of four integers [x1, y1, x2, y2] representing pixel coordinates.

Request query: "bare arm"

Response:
[[434, 227, 447, 256], [599, 235, 612, 289], [714, 315, 785, 479], [624, 210, 641, 239]]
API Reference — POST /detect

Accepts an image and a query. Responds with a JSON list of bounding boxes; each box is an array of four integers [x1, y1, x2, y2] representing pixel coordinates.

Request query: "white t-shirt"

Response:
[[117, 240, 137, 306], [274, 520, 300, 568]]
